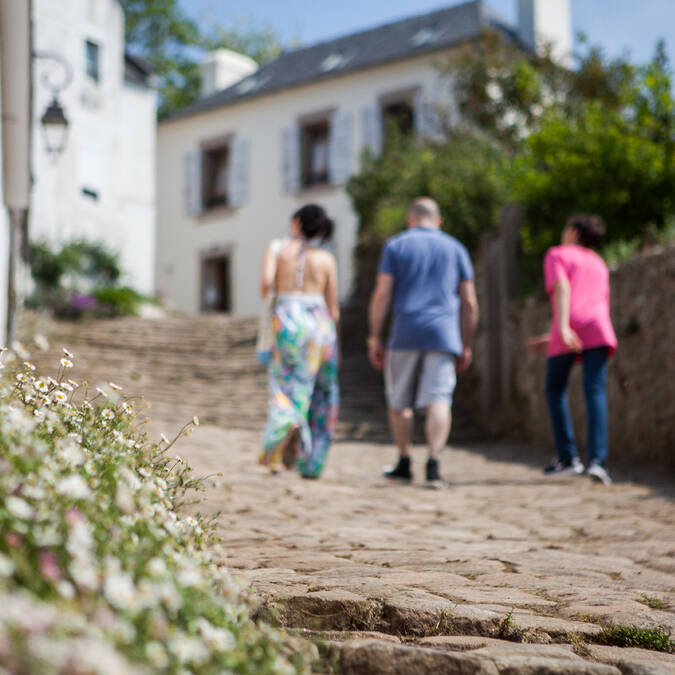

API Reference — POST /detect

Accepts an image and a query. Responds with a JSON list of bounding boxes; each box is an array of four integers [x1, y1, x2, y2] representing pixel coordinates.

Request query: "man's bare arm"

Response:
[[458, 280, 479, 372], [367, 273, 394, 370]]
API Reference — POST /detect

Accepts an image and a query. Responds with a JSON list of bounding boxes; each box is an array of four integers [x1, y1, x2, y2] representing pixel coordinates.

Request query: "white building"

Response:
[[156, 0, 570, 316], [30, 0, 157, 295]]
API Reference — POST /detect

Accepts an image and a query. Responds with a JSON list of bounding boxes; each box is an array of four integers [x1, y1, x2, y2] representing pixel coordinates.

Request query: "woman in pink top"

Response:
[[529, 215, 617, 485]]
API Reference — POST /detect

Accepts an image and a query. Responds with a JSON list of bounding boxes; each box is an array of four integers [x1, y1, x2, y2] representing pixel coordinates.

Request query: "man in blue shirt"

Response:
[[367, 197, 479, 487]]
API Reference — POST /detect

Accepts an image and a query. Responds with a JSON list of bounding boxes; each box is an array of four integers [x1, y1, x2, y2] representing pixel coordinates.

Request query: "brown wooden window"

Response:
[[202, 145, 230, 209], [382, 98, 414, 148], [301, 119, 330, 188]]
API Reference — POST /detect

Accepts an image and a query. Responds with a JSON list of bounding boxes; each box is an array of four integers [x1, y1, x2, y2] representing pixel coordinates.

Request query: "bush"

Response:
[[347, 131, 510, 252], [28, 240, 152, 319], [0, 346, 312, 673], [93, 287, 147, 317]]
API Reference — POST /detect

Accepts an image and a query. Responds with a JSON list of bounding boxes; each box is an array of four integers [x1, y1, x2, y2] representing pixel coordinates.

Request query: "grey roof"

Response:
[[167, 0, 520, 121], [124, 52, 153, 87]]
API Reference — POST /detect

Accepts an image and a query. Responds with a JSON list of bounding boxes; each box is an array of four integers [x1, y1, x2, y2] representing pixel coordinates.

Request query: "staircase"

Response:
[[28, 313, 390, 439]]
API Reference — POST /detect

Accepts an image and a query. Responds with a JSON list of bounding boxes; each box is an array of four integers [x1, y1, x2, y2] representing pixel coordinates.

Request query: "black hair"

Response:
[[293, 204, 334, 242], [567, 214, 606, 249]]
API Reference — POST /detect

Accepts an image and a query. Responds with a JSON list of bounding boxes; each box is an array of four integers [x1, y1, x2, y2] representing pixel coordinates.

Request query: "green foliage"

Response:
[[120, 0, 282, 117], [28, 240, 148, 319], [0, 350, 311, 672], [514, 42, 674, 262], [449, 29, 638, 149], [347, 131, 510, 251], [638, 595, 670, 611], [92, 286, 146, 317], [598, 623, 673, 653], [30, 240, 121, 291]]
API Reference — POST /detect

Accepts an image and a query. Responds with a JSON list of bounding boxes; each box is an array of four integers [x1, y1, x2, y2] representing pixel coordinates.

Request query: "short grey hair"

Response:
[[408, 197, 440, 222]]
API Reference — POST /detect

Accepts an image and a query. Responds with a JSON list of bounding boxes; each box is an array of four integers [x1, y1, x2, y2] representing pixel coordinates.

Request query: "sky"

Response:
[[180, 0, 674, 67]]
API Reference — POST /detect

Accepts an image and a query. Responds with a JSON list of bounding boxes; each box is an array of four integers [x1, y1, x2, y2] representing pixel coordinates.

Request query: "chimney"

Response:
[[517, 0, 572, 65], [200, 49, 258, 98]]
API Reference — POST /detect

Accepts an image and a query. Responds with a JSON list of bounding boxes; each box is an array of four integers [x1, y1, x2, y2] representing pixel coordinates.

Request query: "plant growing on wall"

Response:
[[28, 240, 151, 318]]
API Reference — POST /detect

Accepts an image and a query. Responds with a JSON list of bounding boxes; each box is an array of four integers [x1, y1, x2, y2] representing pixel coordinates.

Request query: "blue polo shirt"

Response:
[[379, 227, 474, 355]]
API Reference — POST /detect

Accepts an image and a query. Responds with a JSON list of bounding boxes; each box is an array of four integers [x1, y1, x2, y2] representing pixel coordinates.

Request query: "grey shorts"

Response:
[[385, 350, 457, 411]]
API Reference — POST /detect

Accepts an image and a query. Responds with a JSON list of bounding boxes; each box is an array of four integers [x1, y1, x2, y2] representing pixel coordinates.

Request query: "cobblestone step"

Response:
[[29, 314, 389, 437]]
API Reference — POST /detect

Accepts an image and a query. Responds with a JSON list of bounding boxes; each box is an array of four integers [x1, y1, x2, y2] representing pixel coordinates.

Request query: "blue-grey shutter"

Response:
[[184, 149, 203, 217], [227, 136, 249, 208], [281, 125, 301, 194], [362, 105, 383, 157], [328, 110, 353, 185], [413, 91, 443, 141]]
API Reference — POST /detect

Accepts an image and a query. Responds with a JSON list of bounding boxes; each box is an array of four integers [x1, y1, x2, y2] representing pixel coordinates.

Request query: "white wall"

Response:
[[30, 0, 156, 294], [157, 51, 452, 316]]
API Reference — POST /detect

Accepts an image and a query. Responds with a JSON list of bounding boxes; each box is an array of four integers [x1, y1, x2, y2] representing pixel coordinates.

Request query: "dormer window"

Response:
[[410, 28, 438, 47], [85, 40, 100, 82], [320, 52, 349, 73]]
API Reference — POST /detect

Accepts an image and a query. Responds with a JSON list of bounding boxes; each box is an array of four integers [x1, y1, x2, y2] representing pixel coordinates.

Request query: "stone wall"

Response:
[[472, 244, 675, 472]]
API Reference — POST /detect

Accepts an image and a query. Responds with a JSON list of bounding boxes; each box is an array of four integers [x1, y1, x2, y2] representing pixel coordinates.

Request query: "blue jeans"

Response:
[[545, 347, 609, 466]]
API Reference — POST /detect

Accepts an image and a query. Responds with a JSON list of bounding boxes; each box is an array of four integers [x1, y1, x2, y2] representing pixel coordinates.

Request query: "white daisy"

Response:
[[101, 409, 115, 421], [108, 382, 122, 391], [23, 361, 36, 371], [60, 358, 74, 369]]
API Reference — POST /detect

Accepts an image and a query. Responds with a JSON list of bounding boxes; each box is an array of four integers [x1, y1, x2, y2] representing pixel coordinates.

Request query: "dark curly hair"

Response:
[[293, 204, 334, 242], [567, 214, 606, 249]]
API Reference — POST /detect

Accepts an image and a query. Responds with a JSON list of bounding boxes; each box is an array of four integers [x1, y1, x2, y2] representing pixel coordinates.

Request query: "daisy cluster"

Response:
[[0, 345, 312, 674]]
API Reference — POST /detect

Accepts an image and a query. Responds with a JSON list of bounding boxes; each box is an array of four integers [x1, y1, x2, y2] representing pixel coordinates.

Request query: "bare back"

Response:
[[274, 239, 339, 321]]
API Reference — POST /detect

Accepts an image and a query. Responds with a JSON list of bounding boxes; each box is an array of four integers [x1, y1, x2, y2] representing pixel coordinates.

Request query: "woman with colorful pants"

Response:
[[259, 204, 339, 478]]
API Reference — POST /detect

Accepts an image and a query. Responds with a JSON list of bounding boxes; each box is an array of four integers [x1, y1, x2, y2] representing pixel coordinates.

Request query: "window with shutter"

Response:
[[184, 150, 203, 217], [328, 111, 353, 185], [281, 126, 301, 194], [376, 89, 417, 149], [413, 91, 443, 141], [227, 137, 250, 208], [362, 106, 383, 157]]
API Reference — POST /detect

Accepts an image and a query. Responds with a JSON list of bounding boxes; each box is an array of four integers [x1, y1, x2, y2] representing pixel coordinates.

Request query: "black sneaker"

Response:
[[382, 456, 412, 483], [425, 458, 447, 489], [543, 457, 584, 478]]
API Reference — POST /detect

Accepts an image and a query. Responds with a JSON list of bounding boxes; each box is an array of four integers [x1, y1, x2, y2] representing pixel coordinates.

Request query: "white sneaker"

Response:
[[588, 463, 612, 485]]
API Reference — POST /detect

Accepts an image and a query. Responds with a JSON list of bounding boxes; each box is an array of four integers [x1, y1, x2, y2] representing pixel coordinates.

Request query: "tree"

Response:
[[347, 130, 510, 251], [513, 42, 674, 264], [120, 0, 281, 117]]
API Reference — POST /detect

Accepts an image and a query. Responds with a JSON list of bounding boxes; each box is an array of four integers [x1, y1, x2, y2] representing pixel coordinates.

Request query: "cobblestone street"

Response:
[[179, 426, 675, 674]]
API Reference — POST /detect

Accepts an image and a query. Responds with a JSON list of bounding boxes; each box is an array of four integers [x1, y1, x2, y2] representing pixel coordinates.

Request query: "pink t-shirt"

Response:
[[544, 244, 617, 357]]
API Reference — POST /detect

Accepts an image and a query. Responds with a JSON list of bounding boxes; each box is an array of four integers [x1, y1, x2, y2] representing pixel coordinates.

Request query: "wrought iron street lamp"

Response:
[[40, 96, 69, 158], [33, 50, 72, 161], [40, 97, 69, 158]]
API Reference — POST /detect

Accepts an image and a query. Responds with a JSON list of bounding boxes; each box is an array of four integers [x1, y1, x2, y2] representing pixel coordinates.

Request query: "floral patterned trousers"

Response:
[[260, 295, 339, 478]]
